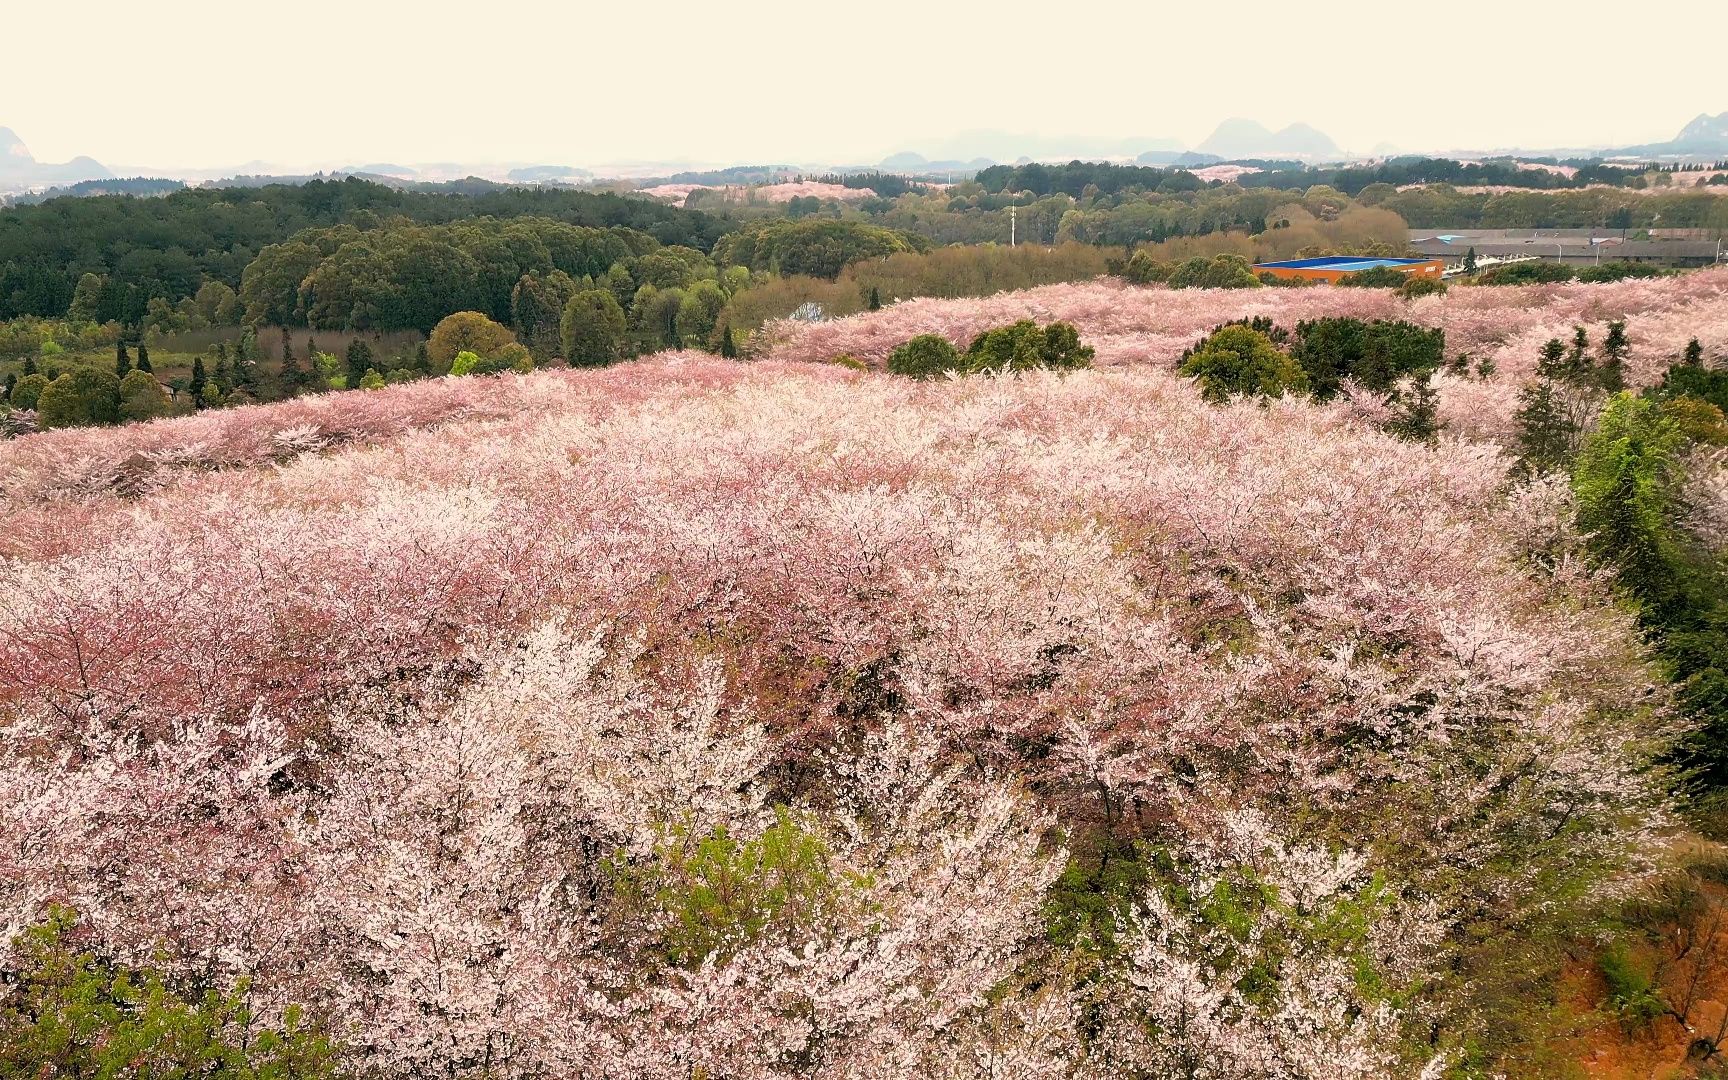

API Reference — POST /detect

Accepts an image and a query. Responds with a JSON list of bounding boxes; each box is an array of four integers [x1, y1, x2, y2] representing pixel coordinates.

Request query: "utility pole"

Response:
[[1010, 205, 1017, 248]]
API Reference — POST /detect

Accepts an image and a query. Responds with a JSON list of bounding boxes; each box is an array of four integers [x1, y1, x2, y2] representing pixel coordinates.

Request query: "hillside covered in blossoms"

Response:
[[5, 262, 1728, 1078]]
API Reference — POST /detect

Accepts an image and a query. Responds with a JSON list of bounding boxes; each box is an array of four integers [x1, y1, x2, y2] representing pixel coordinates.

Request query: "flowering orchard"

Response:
[[0, 279, 1705, 1075], [766, 268, 1728, 441]]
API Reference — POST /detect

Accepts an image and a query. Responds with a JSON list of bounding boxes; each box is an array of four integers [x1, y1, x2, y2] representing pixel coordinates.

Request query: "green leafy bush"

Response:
[[1576, 261, 1665, 284], [1335, 265, 1410, 288], [1290, 317, 1446, 398], [0, 907, 339, 1079], [1178, 325, 1309, 403], [887, 334, 961, 379], [613, 807, 865, 968], [965, 319, 1094, 372], [1472, 261, 1575, 285]]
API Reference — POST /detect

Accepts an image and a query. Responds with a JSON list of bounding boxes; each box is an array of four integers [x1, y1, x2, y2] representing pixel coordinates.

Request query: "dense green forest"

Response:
[[0, 178, 726, 321]]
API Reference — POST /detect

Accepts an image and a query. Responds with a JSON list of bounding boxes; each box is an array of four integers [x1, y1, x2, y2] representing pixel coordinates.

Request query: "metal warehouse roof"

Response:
[[1253, 256, 1432, 271]]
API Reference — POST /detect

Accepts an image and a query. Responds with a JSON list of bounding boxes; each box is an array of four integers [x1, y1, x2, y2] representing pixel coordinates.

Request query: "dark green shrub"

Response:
[[1576, 261, 1665, 284], [965, 319, 1094, 372], [1335, 265, 1409, 288], [1178, 325, 1309, 403], [887, 334, 961, 378], [1473, 261, 1575, 285], [1290, 318, 1445, 398]]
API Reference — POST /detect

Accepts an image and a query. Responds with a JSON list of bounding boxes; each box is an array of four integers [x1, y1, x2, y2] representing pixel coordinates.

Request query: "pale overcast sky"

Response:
[[7, 0, 1726, 168]]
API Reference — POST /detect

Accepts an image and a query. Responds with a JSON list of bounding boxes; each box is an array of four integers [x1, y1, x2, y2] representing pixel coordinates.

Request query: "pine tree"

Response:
[[345, 339, 374, 386], [1385, 377, 1440, 443], [1463, 247, 1478, 274], [22, 356, 37, 377], [1683, 338, 1704, 367], [136, 342, 152, 373], [115, 341, 132, 378], [1599, 320, 1629, 392], [4, 372, 16, 402], [1514, 380, 1577, 473], [189, 357, 208, 406], [868, 286, 881, 312], [277, 349, 305, 397], [718, 323, 738, 359], [1537, 338, 1568, 380]]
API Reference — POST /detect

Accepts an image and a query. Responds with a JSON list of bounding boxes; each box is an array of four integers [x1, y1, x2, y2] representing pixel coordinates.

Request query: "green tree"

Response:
[[136, 341, 152, 373], [1599, 319, 1629, 392], [718, 322, 739, 359], [190, 357, 209, 404], [965, 320, 1094, 372], [115, 340, 131, 378], [36, 369, 122, 428], [1463, 247, 1478, 274], [426, 311, 516, 374], [9, 372, 49, 411], [345, 339, 375, 386], [118, 368, 172, 422], [560, 289, 628, 366], [887, 334, 960, 379], [510, 270, 580, 359], [868, 285, 882, 311], [0, 907, 338, 1079], [612, 808, 854, 968], [1285, 318, 1444, 399], [67, 272, 106, 322], [674, 280, 726, 348], [1179, 325, 1309, 403]]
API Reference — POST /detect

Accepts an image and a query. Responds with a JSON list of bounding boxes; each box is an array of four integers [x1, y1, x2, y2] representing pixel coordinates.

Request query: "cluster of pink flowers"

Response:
[[764, 269, 1728, 440], [0, 349, 1671, 1076]]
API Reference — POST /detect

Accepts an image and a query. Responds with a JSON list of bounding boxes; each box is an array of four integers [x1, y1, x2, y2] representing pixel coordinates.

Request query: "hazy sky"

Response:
[[8, 0, 1726, 168]]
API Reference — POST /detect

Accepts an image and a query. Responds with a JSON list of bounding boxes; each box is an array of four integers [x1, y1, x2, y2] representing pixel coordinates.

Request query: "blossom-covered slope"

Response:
[[766, 268, 1728, 440], [0, 296, 1688, 1076]]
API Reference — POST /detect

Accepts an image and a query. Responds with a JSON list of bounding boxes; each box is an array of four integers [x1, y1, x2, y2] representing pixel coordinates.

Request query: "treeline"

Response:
[[0, 177, 726, 322], [240, 218, 661, 332], [1241, 157, 1690, 194], [976, 156, 1727, 200], [1370, 185, 1728, 230], [975, 161, 1204, 197]]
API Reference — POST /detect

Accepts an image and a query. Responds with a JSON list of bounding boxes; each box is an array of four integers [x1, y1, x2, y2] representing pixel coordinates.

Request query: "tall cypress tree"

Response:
[[115, 341, 132, 378], [189, 357, 208, 405], [345, 339, 374, 386], [136, 342, 152, 373], [718, 322, 738, 359], [1599, 320, 1629, 392]]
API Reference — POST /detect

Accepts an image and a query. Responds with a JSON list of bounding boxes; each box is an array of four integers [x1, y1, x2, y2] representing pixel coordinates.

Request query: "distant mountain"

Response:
[[0, 126, 113, 186], [881, 130, 1185, 170], [1198, 119, 1342, 160], [1142, 150, 1221, 167], [1609, 111, 1728, 158], [1674, 112, 1728, 146], [507, 164, 593, 183], [877, 151, 996, 175], [345, 162, 420, 178]]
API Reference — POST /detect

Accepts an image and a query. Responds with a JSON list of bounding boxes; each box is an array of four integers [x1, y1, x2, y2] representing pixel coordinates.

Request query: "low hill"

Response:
[[0, 125, 113, 186], [1198, 117, 1343, 159]]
